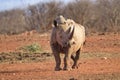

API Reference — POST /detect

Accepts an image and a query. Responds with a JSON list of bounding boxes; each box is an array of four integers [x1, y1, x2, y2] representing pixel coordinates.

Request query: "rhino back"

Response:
[[73, 24, 85, 43]]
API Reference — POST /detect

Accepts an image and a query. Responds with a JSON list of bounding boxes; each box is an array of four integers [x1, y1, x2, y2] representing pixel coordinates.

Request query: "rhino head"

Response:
[[54, 19, 75, 48]]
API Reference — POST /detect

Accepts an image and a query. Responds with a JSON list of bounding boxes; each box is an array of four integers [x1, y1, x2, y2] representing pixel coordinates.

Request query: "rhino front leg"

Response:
[[72, 49, 80, 69], [63, 53, 72, 71], [53, 52, 62, 71]]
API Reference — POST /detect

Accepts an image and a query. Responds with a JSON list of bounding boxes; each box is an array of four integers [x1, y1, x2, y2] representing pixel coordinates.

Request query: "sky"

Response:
[[0, 0, 72, 12]]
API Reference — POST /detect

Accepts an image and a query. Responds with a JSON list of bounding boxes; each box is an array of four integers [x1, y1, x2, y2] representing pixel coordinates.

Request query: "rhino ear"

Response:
[[53, 20, 58, 27], [68, 26, 74, 40]]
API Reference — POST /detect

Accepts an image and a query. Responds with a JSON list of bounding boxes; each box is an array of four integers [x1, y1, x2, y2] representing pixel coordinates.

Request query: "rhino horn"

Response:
[[66, 26, 74, 39], [66, 27, 71, 34], [69, 26, 74, 39]]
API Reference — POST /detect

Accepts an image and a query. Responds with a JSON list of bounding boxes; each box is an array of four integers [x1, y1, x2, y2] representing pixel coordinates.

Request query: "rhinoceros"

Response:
[[50, 15, 85, 71]]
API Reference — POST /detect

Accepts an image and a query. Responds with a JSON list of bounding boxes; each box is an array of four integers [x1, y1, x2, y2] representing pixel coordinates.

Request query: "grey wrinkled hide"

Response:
[[50, 15, 85, 71]]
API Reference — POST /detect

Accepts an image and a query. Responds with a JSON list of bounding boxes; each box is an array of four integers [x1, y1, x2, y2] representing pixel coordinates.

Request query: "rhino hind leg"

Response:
[[72, 49, 81, 69]]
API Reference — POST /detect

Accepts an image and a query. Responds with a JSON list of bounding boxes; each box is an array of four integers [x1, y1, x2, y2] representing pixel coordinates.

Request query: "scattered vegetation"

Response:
[[81, 52, 120, 59], [19, 43, 42, 53], [0, 52, 120, 63], [0, 43, 52, 63], [0, 52, 52, 63]]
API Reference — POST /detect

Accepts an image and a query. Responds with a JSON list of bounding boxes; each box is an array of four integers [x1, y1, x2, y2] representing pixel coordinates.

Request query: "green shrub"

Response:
[[19, 43, 42, 53]]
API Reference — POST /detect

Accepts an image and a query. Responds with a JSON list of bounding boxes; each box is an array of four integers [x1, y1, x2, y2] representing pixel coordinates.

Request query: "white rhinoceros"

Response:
[[50, 15, 85, 71]]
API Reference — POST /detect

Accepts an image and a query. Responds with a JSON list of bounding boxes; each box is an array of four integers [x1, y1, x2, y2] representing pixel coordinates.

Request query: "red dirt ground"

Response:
[[0, 32, 120, 80]]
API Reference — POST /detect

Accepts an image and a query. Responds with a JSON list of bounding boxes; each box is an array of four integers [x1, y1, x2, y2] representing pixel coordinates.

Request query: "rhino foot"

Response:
[[63, 67, 72, 71], [72, 65, 78, 69], [55, 67, 62, 71]]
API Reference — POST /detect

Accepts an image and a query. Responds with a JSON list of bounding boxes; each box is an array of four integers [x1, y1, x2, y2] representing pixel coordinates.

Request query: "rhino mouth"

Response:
[[61, 42, 71, 48]]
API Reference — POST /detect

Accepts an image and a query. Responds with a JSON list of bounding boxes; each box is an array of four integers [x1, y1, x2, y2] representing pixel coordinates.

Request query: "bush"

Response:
[[0, 0, 120, 35], [19, 43, 42, 53]]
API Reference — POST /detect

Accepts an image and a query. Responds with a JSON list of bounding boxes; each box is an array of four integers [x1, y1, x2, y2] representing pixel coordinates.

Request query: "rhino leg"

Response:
[[63, 53, 72, 71], [72, 49, 80, 69], [53, 52, 62, 71], [71, 54, 75, 62]]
